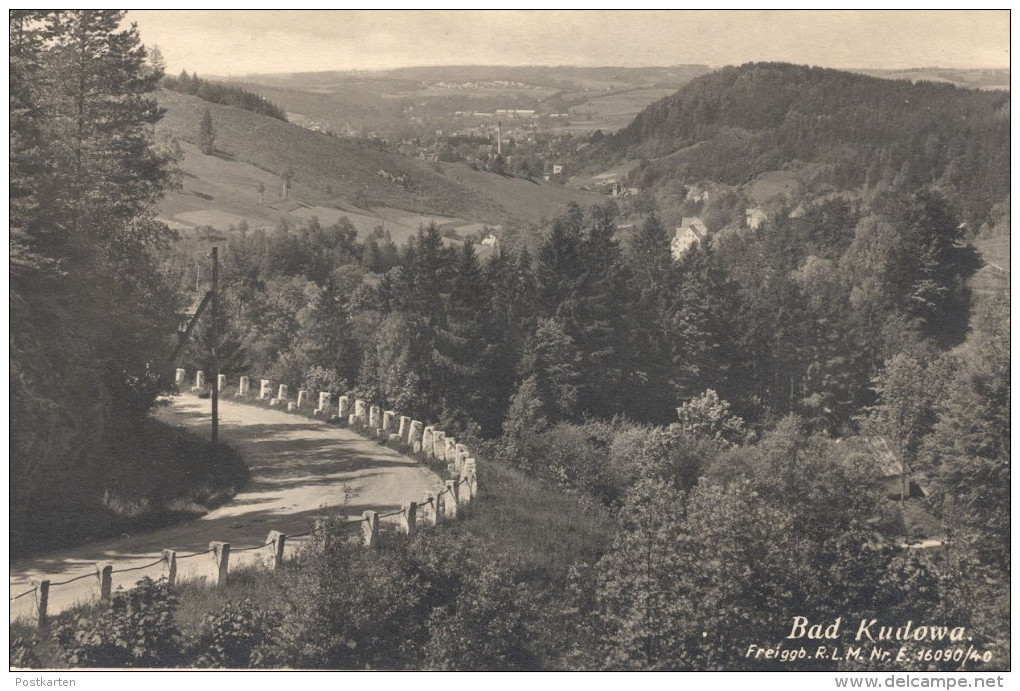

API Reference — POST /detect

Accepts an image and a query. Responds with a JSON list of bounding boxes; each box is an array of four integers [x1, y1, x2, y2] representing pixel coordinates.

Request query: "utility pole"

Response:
[[211, 246, 219, 447]]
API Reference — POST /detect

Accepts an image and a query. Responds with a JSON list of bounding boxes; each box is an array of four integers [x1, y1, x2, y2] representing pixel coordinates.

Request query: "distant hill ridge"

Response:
[[596, 62, 1010, 224]]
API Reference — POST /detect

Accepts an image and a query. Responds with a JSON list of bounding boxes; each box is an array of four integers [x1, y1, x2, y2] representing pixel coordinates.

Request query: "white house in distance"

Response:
[[671, 217, 709, 260], [745, 207, 767, 230]]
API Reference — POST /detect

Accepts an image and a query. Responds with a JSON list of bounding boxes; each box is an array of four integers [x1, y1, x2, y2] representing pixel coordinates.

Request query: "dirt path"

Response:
[[9, 394, 442, 622]]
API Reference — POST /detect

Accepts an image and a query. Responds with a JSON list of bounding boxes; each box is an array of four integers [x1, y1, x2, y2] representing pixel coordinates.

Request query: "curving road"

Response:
[[9, 394, 442, 622]]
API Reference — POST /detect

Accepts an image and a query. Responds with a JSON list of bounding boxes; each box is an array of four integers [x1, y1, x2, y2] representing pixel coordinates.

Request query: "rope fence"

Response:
[[116, 556, 167, 574], [10, 587, 37, 602], [49, 572, 97, 587]]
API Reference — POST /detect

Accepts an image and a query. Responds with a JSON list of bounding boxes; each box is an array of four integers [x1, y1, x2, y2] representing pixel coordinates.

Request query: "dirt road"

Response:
[[9, 394, 442, 622]]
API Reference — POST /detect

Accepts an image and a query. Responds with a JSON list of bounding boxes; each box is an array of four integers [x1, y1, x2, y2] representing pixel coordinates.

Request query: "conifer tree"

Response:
[[199, 107, 216, 154]]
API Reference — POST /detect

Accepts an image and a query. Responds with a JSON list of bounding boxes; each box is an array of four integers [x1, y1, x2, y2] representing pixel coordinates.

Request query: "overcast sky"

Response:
[[128, 10, 1010, 77]]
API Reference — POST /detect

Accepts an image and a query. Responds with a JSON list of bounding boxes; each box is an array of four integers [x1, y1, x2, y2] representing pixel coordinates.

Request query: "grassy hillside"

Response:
[[155, 89, 603, 237]]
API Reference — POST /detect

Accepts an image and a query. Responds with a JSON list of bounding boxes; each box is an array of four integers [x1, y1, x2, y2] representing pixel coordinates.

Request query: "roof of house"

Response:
[[679, 217, 708, 239]]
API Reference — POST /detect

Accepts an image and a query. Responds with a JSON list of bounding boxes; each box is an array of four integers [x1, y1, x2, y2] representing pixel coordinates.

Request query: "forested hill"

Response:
[[595, 62, 1010, 224]]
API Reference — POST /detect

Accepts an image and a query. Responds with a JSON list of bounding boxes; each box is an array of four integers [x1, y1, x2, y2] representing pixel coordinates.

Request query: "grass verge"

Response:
[[10, 416, 248, 559]]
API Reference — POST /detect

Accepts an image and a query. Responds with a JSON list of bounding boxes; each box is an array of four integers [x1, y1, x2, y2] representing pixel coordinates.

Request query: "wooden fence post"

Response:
[[401, 501, 418, 537], [163, 550, 177, 587], [96, 563, 113, 601], [36, 580, 50, 628], [267, 531, 286, 570], [362, 511, 379, 548], [210, 542, 230, 588], [443, 480, 459, 519]]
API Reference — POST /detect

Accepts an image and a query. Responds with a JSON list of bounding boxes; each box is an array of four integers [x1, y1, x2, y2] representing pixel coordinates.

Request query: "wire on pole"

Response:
[[114, 556, 167, 574], [48, 571, 97, 587], [9, 587, 37, 602]]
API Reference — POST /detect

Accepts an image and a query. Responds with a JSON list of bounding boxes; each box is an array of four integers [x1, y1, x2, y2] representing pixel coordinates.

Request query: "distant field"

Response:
[[437, 162, 605, 220], [550, 88, 677, 133], [970, 235, 1010, 298], [567, 160, 641, 190]]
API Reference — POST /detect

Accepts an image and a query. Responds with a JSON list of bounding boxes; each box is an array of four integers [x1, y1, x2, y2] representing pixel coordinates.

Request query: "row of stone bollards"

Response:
[[174, 369, 480, 493]]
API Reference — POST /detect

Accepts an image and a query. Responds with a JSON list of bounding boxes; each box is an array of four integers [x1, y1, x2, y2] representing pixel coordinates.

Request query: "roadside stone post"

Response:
[[260, 379, 272, 400], [369, 405, 381, 430], [287, 402, 296, 411], [458, 473, 473, 506], [36, 580, 50, 628], [408, 420, 423, 446], [267, 531, 286, 571], [421, 493, 438, 526], [210, 542, 231, 588], [354, 399, 367, 427], [361, 511, 379, 548], [398, 416, 411, 443], [400, 501, 418, 537], [163, 550, 178, 587], [383, 410, 396, 433], [96, 562, 113, 601], [445, 437, 457, 462], [277, 384, 288, 400], [175, 368, 186, 386], [421, 426, 434, 456], [442, 480, 459, 519], [465, 458, 478, 498], [315, 391, 330, 416], [297, 390, 306, 407], [238, 376, 250, 397], [336, 395, 349, 418], [194, 371, 205, 390], [432, 431, 446, 460], [217, 374, 227, 392]]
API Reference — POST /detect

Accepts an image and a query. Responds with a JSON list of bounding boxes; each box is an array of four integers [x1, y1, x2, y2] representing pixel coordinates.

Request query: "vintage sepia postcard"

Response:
[[9, 9, 1010, 684]]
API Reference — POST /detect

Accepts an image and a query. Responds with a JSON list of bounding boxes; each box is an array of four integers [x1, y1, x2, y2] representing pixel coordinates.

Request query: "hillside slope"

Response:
[[590, 62, 1010, 224], [154, 89, 603, 237]]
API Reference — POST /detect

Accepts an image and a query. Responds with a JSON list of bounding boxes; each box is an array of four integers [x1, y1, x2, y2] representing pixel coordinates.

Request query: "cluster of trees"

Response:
[[595, 63, 1009, 226], [163, 69, 288, 121], [185, 187, 981, 442], [10, 11, 182, 545]]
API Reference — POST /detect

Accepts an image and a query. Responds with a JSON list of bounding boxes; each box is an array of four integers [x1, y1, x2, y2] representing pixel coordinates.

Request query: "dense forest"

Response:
[[590, 63, 1009, 226], [9, 12, 1009, 670], [162, 69, 288, 121]]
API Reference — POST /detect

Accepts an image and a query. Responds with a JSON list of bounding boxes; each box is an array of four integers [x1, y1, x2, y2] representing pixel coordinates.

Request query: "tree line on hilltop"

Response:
[[162, 69, 288, 122], [587, 62, 1009, 227]]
